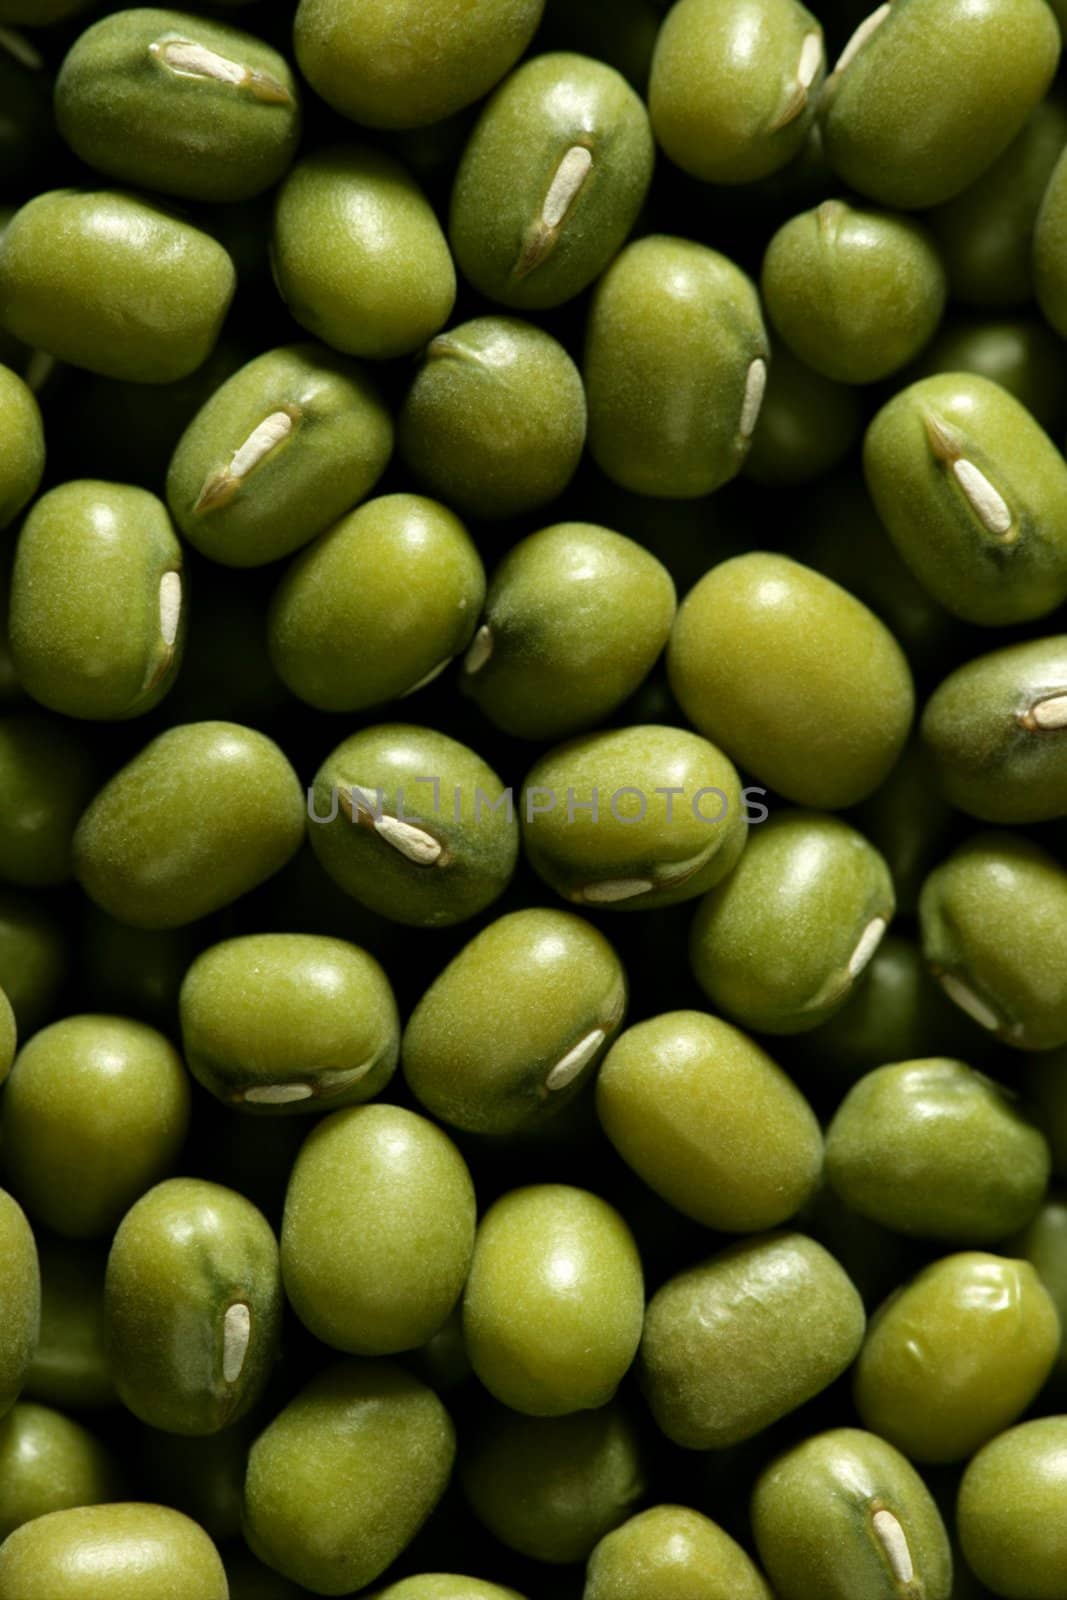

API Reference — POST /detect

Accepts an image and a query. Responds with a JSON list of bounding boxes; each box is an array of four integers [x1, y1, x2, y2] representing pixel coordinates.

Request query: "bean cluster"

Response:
[[1, 1, 1067, 1598]]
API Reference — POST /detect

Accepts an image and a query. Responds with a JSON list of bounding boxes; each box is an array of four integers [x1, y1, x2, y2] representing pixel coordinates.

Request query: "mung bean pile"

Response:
[[1, 1, 1067, 1597]]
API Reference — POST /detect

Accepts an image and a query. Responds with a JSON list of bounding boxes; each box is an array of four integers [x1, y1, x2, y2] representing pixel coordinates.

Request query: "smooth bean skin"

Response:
[[24, 1239, 113, 1411], [584, 236, 768, 497], [958, 1418, 1067, 1599], [0, 1503, 228, 1600], [0, 1403, 120, 1540], [826, 1060, 1050, 1243], [281, 1104, 476, 1355], [402, 908, 627, 1136], [0, 716, 97, 888], [668, 553, 915, 808], [463, 523, 675, 741], [931, 98, 1067, 309], [920, 832, 1067, 1051], [597, 1011, 823, 1231], [1035, 138, 1067, 338], [864, 373, 1067, 625], [853, 1252, 1060, 1464], [761, 200, 946, 383], [54, 9, 301, 203], [584, 1504, 773, 1600], [921, 636, 1067, 824], [74, 721, 305, 929], [10, 482, 185, 721], [639, 1233, 865, 1450], [909, 318, 1067, 435], [0, 190, 235, 383], [0, 363, 42, 531], [690, 811, 894, 1034], [752, 1428, 953, 1600], [450, 52, 653, 310], [309, 724, 518, 928], [461, 1403, 646, 1564], [272, 147, 456, 360], [522, 725, 748, 911], [269, 494, 485, 712], [243, 1360, 456, 1596], [1012, 1198, 1067, 1391], [0, 550, 26, 709], [463, 1185, 644, 1416], [0, 987, 13, 1084], [181, 933, 399, 1113], [1, 1016, 190, 1239], [293, 0, 544, 129], [166, 342, 393, 567], [820, 0, 1059, 209], [650, 0, 823, 184], [0, 1190, 38, 1421], [399, 317, 586, 519], [373, 1580, 525, 1600], [106, 1178, 282, 1435]]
